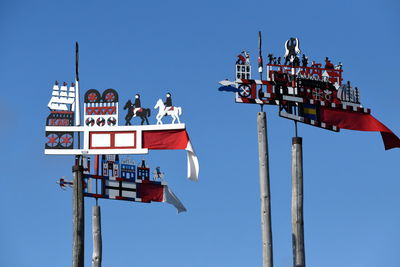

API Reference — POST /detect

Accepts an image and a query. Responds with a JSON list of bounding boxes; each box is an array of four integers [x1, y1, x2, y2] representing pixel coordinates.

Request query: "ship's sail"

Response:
[[48, 82, 76, 111]]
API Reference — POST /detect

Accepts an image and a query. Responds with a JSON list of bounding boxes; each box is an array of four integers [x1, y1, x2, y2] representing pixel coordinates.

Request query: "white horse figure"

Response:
[[154, 98, 182, 125]]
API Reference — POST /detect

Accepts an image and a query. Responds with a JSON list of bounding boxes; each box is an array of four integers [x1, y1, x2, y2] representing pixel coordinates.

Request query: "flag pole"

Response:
[[72, 43, 84, 267], [257, 31, 273, 267]]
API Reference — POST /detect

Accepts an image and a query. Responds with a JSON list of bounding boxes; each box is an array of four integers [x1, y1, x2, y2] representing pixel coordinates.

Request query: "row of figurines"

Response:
[[235, 37, 343, 69], [47, 82, 183, 125], [57, 158, 166, 190], [83, 92, 183, 126], [123, 92, 183, 125], [88, 157, 166, 181]]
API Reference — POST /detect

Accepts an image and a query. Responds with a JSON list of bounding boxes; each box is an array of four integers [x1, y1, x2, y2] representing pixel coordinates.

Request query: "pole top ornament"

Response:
[[218, 34, 400, 150]]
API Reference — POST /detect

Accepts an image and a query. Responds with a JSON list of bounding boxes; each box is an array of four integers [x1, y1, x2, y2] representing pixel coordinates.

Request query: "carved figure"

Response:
[[236, 51, 250, 65], [268, 54, 274, 64], [133, 94, 142, 114], [335, 62, 343, 70], [324, 57, 334, 69], [284, 37, 301, 65], [153, 166, 165, 180], [154, 98, 182, 124], [293, 57, 300, 67], [164, 92, 173, 111], [123, 99, 151, 125], [301, 54, 308, 67]]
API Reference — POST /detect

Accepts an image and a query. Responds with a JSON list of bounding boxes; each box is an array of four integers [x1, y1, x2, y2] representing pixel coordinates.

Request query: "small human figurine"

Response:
[[293, 56, 300, 66], [284, 55, 291, 65], [277, 57, 281, 65], [155, 93, 182, 125], [311, 61, 317, 68], [244, 51, 250, 65], [236, 53, 245, 64], [153, 166, 165, 180], [124, 94, 150, 125], [335, 62, 343, 70], [164, 92, 173, 111], [268, 53, 274, 64], [324, 57, 334, 69], [301, 54, 308, 67], [236, 51, 250, 65], [133, 94, 142, 114]]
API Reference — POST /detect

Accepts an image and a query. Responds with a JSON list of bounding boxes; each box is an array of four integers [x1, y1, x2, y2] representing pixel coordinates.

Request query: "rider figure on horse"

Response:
[[164, 92, 173, 111], [133, 94, 142, 115]]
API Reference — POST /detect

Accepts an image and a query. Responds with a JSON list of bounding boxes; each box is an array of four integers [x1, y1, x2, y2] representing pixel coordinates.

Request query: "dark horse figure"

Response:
[[123, 99, 151, 125]]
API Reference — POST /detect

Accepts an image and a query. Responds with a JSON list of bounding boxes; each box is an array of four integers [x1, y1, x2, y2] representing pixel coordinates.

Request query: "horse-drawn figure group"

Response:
[[124, 92, 182, 125]]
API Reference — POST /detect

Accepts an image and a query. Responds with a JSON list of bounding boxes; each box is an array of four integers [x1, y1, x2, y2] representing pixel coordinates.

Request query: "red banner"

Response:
[[143, 129, 189, 150], [139, 180, 164, 203], [320, 107, 400, 150]]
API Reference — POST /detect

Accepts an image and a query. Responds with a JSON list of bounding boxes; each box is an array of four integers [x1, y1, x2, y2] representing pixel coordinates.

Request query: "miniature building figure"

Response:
[[83, 88, 118, 127], [137, 160, 150, 180], [121, 158, 136, 180], [235, 52, 251, 80], [102, 155, 119, 179]]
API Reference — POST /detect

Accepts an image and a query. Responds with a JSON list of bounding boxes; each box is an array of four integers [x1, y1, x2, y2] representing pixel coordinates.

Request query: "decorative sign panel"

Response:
[[218, 37, 400, 149]]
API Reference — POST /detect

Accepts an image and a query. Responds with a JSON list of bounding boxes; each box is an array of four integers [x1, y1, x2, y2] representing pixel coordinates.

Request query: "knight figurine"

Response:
[[164, 92, 173, 111], [133, 94, 142, 114]]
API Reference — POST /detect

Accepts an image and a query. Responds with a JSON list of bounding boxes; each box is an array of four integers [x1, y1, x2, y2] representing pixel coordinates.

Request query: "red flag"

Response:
[[320, 107, 400, 150], [139, 180, 164, 202], [143, 129, 199, 181], [143, 129, 189, 149]]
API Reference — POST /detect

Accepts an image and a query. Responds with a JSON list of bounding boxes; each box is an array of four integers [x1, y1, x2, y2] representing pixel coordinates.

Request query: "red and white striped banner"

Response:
[[45, 124, 199, 181]]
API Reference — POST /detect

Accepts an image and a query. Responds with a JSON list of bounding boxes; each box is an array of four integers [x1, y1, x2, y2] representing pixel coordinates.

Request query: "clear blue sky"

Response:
[[1, 0, 399, 266]]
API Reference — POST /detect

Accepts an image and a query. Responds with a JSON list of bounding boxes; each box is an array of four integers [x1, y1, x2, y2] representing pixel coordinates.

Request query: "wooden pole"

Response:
[[72, 160, 85, 267], [291, 137, 305, 267], [92, 205, 102, 267], [257, 112, 273, 267]]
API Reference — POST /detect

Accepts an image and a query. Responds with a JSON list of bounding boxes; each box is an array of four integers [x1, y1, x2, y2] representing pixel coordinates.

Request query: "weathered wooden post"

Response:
[[257, 111, 273, 267], [92, 205, 102, 267], [72, 158, 85, 267], [291, 137, 305, 267]]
